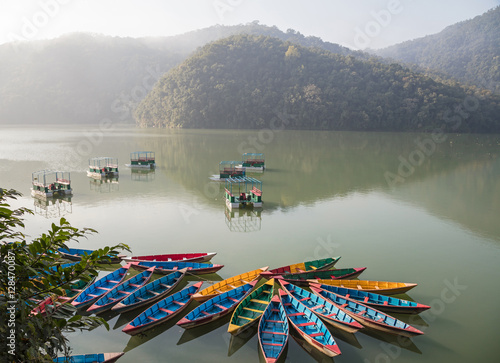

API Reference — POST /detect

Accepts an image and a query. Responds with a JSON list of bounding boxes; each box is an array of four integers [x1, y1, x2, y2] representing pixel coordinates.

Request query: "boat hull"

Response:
[[122, 252, 216, 263]]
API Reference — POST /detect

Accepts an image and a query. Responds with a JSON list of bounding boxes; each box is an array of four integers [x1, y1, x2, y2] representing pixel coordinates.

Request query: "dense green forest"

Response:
[[375, 6, 500, 94], [134, 35, 500, 132]]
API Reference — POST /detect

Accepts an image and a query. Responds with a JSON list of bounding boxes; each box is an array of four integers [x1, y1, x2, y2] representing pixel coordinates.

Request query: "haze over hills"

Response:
[[374, 6, 500, 94]]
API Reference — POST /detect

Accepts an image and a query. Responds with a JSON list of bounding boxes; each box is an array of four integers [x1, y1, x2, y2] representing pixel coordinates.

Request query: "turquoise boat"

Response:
[[258, 295, 289, 363], [53, 352, 124, 362]]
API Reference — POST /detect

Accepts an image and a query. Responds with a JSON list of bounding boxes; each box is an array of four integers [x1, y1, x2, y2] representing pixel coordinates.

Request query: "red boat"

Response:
[[121, 252, 216, 263]]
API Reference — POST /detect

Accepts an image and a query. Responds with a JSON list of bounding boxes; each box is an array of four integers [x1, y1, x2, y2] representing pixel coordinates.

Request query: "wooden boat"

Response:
[[122, 282, 203, 336], [53, 352, 124, 362], [112, 269, 186, 313], [310, 285, 424, 337], [31, 294, 73, 316], [278, 289, 341, 357], [260, 257, 341, 278], [177, 281, 256, 329], [309, 279, 417, 295], [228, 279, 275, 335], [192, 266, 268, 302], [71, 263, 135, 310], [121, 252, 216, 263], [258, 295, 289, 363], [277, 267, 366, 286], [63, 276, 98, 300], [86, 267, 155, 314], [134, 260, 223, 275], [58, 247, 124, 263], [316, 284, 430, 314], [279, 280, 363, 333]]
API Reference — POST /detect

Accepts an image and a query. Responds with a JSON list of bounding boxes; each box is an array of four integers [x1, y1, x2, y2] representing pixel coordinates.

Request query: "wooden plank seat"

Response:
[[250, 299, 269, 304], [309, 332, 325, 337], [296, 322, 316, 327], [172, 301, 185, 306], [159, 308, 174, 314], [214, 303, 228, 310], [243, 307, 264, 313], [238, 316, 254, 321], [266, 320, 284, 323], [299, 297, 311, 302], [262, 342, 282, 346], [160, 284, 171, 289], [149, 291, 160, 295], [128, 283, 142, 288], [96, 287, 111, 291], [147, 316, 158, 321], [227, 297, 240, 303], [309, 305, 324, 310], [261, 331, 287, 335], [287, 312, 306, 317]]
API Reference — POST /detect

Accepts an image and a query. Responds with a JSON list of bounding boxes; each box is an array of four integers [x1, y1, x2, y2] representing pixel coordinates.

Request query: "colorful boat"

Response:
[[134, 260, 223, 275], [58, 248, 124, 263], [279, 289, 341, 357], [279, 280, 363, 333], [219, 161, 246, 179], [126, 151, 156, 169], [112, 269, 186, 313], [258, 295, 289, 363], [63, 276, 98, 300], [310, 285, 424, 337], [192, 266, 268, 302], [53, 352, 124, 362], [260, 257, 341, 278], [122, 282, 203, 336], [87, 157, 119, 179], [316, 284, 430, 314], [240, 152, 265, 172], [87, 267, 155, 313], [31, 170, 72, 199], [121, 252, 216, 263], [177, 281, 256, 329], [228, 279, 275, 335], [31, 294, 73, 316], [71, 263, 135, 310], [309, 279, 417, 295], [224, 176, 262, 211], [277, 267, 366, 285]]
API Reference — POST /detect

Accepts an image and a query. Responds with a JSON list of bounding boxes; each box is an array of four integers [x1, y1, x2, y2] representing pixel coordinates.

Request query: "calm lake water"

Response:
[[1, 125, 499, 362]]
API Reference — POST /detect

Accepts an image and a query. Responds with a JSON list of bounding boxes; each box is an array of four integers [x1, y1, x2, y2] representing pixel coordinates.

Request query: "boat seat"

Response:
[[287, 312, 305, 317], [309, 305, 324, 310], [266, 320, 284, 323], [128, 283, 141, 288], [160, 284, 171, 289], [364, 296, 370, 302], [87, 293, 100, 298], [227, 297, 240, 303], [299, 297, 311, 302], [108, 280, 120, 284], [239, 316, 254, 321], [135, 297, 146, 301], [340, 304, 348, 309], [262, 342, 281, 346], [214, 303, 228, 310], [383, 301, 389, 305], [326, 313, 337, 318], [96, 287, 111, 291], [201, 311, 211, 316], [376, 317, 384, 322], [283, 303, 292, 306], [117, 290, 128, 294], [296, 322, 316, 327], [261, 331, 287, 335], [271, 309, 280, 312], [357, 310, 367, 316], [345, 294, 350, 298], [250, 299, 269, 304], [309, 332, 324, 337], [159, 308, 174, 314], [148, 316, 158, 321], [172, 301, 185, 306], [243, 307, 264, 313]]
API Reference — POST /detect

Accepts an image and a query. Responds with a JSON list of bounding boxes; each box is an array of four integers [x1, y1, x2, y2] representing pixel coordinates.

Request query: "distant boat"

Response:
[[134, 260, 224, 275], [53, 352, 124, 362], [258, 295, 289, 363], [122, 282, 203, 336], [121, 252, 216, 263], [58, 247, 124, 263], [177, 281, 256, 329], [112, 269, 186, 314], [309, 279, 417, 295], [260, 256, 341, 278], [227, 279, 275, 335], [192, 266, 268, 302], [126, 151, 156, 169], [316, 284, 430, 314], [277, 267, 366, 285]]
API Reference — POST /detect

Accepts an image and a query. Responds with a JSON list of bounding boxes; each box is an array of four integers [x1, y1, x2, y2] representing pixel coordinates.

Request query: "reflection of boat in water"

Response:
[[131, 168, 155, 182], [87, 157, 119, 179], [224, 208, 262, 232], [89, 177, 119, 193], [33, 194, 72, 218], [31, 170, 72, 199]]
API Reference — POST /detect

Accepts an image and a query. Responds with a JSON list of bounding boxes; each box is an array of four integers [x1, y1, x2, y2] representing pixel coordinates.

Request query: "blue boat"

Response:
[[53, 352, 124, 362], [112, 269, 186, 313], [71, 263, 135, 309], [122, 282, 203, 335], [258, 295, 289, 363], [310, 285, 424, 337], [279, 280, 363, 333], [279, 289, 341, 357], [58, 247, 124, 263], [135, 260, 223, 275], [87, 267, 155, 313], [177, 281, 256, 329], [316, 284, 430, 314]]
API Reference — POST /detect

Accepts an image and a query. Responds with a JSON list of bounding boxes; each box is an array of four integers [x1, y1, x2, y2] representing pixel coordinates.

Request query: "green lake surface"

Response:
[[1, 126, 499, 362]]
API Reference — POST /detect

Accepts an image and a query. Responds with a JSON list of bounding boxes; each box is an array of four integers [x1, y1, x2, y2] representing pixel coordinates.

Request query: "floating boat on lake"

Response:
[[112, 269, 186, 313], [126, 151, 156, 169], [277, 267, 366, 286], [260, 257, 341, 278], [71, 263, 135, 310], [121, 252, 216, 263], [58, 247, 124, 263], [309, 279, 417, 295], [53, 352, 124, 363], [87, 267, 155, 314], [279, 280, 363, 333], [258, 295, 289, 363], [279, 289, 341, 357], [134, 260, 223, 275], [177, 281, 256, 329], [228, 279, 275, 335], [31, 170, 72, 199], [310, 285, 424, 337], [122, 282, 203, 335], [31, 294, 73, 316], [192, 266, 268, 302], [224, 176, 263, 211], [238, 152, 265, 172], [87, 157, 119, 179], [63, 276, 98, 300], [316, 284, 430, 314]]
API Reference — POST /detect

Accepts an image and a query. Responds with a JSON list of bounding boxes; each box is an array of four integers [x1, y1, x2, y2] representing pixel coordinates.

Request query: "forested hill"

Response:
[[375, 6, 500, 94], [134, 35, 500, 133]]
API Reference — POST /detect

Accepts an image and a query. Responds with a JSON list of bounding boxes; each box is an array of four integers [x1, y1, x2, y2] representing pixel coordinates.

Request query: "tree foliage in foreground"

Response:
[[0, 188, 129, 362]]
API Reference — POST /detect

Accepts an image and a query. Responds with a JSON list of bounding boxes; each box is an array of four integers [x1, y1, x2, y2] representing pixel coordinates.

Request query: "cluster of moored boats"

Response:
[[44, 250, 429, 362]]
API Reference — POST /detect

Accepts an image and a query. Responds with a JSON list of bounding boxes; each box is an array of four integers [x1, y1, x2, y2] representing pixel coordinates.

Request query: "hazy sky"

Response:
[[1, 0, 499, 49]]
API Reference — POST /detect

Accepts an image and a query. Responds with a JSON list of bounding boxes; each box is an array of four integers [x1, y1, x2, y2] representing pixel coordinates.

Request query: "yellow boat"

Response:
[[192, 266, 269, 302], [308, 279, 417, 295]]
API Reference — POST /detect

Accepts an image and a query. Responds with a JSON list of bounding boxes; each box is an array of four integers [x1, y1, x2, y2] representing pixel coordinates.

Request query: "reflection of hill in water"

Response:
[[135, 130, 499, 239]]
